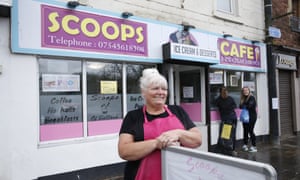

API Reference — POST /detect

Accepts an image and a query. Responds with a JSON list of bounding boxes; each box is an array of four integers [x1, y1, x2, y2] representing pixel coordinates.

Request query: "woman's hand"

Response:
[[157, 128, 202, 149], [156, 131, 180, 149]]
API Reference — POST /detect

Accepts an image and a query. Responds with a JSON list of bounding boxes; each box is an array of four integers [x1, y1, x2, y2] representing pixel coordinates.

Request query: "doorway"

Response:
[[170, 65, 205, 123], [278, 69, 294, 138]]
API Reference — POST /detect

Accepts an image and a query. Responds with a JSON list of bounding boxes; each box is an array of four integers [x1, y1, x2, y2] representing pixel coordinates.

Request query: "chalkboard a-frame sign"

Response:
[[162, 146, 277, 180]]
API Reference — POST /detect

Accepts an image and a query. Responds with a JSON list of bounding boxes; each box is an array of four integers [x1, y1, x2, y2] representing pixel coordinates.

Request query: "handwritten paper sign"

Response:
[[100, 81, 117, 94], [162, 146, 277, 180]]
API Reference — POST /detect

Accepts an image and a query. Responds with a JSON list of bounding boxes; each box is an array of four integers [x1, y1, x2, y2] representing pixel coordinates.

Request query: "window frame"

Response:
[[38, 57, 154, 145], [213, 0, 243, 24], [209, 69, 257, 112]]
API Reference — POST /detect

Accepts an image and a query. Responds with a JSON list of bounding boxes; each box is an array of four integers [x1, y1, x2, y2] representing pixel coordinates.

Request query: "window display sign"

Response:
[[87, 94, 122, 120], [40, 95, 82, 124], [183, 86, 194, 98], [209, 73, 223, 84], [100, 81, 117, 94], [127, 94, 144, 112], [42, 74, 80, 92], [230, 75, 238, 87]]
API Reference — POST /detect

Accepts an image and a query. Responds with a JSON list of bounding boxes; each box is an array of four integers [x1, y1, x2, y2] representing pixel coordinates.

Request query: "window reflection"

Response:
[[126, 64, 154, 112], [86, 62, 122, 121], [209, 70, 256, 110]]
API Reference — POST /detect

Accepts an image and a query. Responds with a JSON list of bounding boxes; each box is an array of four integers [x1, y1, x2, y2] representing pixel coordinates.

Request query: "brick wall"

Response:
[[272, 0, 300, 49]]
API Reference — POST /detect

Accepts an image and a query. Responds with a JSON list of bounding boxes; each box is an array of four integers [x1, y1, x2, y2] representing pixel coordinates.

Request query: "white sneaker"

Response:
[[248, 146, 257, 152], [242, 145, 248, 151]]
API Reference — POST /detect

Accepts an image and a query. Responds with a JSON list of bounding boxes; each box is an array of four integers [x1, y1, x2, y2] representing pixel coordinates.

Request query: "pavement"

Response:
[[235, 135, 300, 180]]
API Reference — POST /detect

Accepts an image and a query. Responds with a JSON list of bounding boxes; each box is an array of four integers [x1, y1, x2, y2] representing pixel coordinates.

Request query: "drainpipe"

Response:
[[264, 0, 280, 144]]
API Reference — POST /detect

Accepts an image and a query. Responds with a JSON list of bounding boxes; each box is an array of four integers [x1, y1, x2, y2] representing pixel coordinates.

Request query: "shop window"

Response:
[[210, 70, 242, 108], [126, 65, 154, 112], [39, 59, 156, 142], [86, 62, 122, 136], [39, 59, 83, 141], [210, 70, 249, 122], [243, 72, 256, 97], [225, 71, 242, 106], [209, 70, 224, 110], [209, 70, 242, 107]]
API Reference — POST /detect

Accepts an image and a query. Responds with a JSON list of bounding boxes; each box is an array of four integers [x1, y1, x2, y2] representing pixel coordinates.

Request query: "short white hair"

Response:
[[139, 68, 168, 91]]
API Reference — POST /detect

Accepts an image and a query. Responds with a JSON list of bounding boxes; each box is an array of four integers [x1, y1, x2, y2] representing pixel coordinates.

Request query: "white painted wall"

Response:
[[0, 0, 10, 6], [1, 0, 269, 179], [0, 17, 123, 180], [294, 73, 300, 132], [87, 0, 265, 41]]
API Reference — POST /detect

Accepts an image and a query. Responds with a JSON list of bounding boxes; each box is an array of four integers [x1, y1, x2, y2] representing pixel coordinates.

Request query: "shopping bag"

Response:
[[217, 121, 235, 152], [220, 123, 232, 140], [240, 108, 249, 123]]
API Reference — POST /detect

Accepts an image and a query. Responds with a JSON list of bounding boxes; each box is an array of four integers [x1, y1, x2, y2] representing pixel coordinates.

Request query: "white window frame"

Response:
[[213, 0, 243, 24], [216, 0, 235, 14]]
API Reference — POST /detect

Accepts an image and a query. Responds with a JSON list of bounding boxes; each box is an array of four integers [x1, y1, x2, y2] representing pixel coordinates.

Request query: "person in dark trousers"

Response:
[[118, 68, 202, 180], [215, 86, 238, 156], [240, 87, 258, 152]]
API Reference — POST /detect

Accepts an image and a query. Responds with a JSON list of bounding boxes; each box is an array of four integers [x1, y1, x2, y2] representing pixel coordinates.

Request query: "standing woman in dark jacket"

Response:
[[240, 87, 257, 152], [215, 86, 237, 156]]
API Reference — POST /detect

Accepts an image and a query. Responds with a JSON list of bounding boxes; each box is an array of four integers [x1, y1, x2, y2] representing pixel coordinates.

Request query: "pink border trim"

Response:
[[40, 122, 83, 141], [88, 119, 122, 136], [180, 102, 202, 122], [210, 109, 242, 121]]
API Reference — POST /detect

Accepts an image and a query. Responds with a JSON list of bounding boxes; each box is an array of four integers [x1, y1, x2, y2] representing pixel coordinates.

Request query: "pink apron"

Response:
[[135, 106, 185, 180]]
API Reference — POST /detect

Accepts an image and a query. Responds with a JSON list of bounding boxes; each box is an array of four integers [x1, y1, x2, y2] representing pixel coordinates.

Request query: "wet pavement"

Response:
[[235, 135, 300, 180]]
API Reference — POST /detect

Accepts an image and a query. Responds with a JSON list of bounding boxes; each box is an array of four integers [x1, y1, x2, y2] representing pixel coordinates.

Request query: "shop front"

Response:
[[161, 35, 269, 148], [0, 0, 270, 179], [209, 39, 269, 146], [274, 53, 298, 138]]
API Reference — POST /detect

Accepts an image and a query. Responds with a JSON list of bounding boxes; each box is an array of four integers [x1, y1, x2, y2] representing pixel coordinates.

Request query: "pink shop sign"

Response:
[[218, 39, 261, 68], [41, 5, 148, 56]]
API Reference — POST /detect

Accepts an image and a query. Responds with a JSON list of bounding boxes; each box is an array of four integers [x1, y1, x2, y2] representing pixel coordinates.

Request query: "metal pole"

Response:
[[264, 0, 280, 144]]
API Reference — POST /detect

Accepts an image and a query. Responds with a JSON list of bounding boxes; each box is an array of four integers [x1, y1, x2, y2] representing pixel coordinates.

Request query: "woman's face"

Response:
[[220, 88, 228, 98], [143, 83, 168, 107], [242, 88, 250, 96]]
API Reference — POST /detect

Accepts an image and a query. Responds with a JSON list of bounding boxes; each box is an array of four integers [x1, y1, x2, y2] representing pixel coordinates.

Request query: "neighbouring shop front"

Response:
[[0, 0, 270, 179], [274, 53, 298, 139]]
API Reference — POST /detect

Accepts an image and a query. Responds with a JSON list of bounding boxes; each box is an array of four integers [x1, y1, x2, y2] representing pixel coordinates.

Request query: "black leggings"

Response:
[[243, 119, 257, 146]]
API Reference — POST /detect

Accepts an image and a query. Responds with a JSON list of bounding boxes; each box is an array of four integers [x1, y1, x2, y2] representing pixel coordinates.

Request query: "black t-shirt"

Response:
[[119, 105, 196, 180], [215, 96, 237, 122]]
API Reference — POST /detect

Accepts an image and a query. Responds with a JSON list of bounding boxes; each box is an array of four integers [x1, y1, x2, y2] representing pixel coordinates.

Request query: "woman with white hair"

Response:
[[118, 68, 202, 180]]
